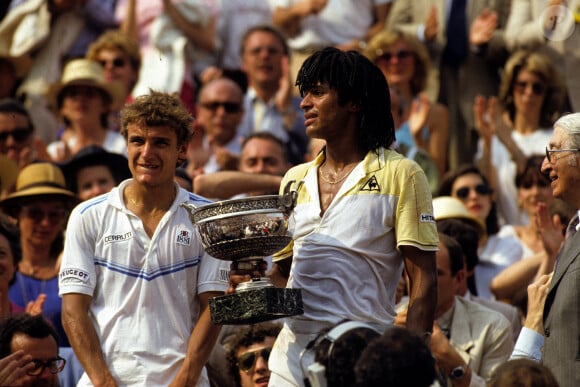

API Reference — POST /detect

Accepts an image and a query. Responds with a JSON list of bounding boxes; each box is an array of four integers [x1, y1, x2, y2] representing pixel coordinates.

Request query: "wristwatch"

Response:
[[449, 365, 466, 379]]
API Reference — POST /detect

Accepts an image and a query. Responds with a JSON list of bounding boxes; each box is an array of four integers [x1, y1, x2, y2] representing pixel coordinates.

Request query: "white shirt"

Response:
[[59, 180, 229, 386]]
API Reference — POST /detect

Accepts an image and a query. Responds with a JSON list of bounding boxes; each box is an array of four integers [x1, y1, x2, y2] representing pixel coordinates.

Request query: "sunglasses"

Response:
[[98, 58, 127, 68], [237, 346, 272, 372], [21, 206, 68, 224], [0, 127, 31, 142], [545, 146, 580, 163], [514, 80, 545, 95], [200, 101, 242, 114], [376, 50, 413, 62], [454, 184, 492, 199], [27, 356, 66, 376]]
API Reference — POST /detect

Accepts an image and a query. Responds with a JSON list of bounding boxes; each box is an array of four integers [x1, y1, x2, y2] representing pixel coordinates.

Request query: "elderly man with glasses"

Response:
[[510, 112, 580, 387]]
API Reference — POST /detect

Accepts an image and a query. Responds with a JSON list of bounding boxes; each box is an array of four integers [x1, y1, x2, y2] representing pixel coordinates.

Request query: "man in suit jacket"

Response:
[[539, 112, 580, 386], [388, 0, 511, 170], [398, 233, 513, 386]]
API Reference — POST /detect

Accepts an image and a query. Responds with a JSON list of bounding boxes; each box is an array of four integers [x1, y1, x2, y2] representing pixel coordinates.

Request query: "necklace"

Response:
[[319, 161, 356, 185]]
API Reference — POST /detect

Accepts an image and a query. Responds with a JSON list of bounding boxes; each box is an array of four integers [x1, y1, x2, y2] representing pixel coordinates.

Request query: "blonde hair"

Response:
[[364, 29, 430, 95]]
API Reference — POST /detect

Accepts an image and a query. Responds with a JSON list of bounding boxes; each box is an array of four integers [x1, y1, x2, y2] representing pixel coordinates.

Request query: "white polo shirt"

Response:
[[275, 148, 438, 327], [59, 180, 229, 386]]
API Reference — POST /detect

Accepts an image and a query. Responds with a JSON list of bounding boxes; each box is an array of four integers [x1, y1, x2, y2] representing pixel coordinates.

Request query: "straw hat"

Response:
[[49, 58, 123, 108], [60, 145, 131, 193], [432, 196, 486, 235], [0, 162, 78, 215]]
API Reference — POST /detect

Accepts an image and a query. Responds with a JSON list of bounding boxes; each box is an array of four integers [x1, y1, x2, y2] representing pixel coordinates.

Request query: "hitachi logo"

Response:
[[104, 232, 133, 244]]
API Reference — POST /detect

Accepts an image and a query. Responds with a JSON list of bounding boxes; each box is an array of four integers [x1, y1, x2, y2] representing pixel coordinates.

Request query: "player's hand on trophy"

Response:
[[227, 260, 268, 293]]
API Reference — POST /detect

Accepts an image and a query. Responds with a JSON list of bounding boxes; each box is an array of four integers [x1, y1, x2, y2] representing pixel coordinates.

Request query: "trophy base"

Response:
[[209, 287, 303, 325]]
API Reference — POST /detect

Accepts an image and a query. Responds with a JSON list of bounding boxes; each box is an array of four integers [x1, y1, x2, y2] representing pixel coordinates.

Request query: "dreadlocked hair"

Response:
[[296, 47, 395, 153]]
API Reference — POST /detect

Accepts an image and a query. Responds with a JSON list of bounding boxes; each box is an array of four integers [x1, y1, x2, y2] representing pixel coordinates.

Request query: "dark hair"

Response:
[[0, 314, 59, 358], [310, 323, 380, 387], [515, 155, 550, 188], [0, 215, 21, 286], [438, 164, 500, 235], [120, 90, 194, 146], [226, 322, 282, 387], [0, 98, 33, 133], [438, 233, 465, 276], [296, 47, 396, 153], [437, 218, 479, 271], [354, 326, 435, 387], [488, 358, 559, 387], [437, 218, 479, 294]]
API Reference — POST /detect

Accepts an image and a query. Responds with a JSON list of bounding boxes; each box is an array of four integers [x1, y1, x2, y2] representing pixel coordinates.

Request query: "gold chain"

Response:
[[319, 161, 356, 185]]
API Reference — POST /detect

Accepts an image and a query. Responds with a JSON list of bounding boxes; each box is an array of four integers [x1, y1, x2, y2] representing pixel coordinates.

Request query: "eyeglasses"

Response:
[[545, 146, 580, 163], [27, 356, 66, 376], [237, 346, 272, 372], [514, 80, 545, 95], [21, 206, 68, 223], [454, 184, 492, 199], [98, 58, 126, 68], [200, 101, 242, 114], [376, 50, 413, 62], [0, 127, 32, 143]]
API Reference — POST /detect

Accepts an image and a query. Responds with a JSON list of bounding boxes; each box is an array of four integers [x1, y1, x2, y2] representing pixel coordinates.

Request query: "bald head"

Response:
[[197, 78, 245, 146]]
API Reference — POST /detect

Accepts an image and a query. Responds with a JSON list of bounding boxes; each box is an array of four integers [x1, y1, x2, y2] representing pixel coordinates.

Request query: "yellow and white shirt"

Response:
[[276, 147, 438, 327]]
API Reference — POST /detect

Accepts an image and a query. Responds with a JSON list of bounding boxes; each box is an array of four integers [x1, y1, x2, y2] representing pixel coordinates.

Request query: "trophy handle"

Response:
[[279, 180, 303, 213]]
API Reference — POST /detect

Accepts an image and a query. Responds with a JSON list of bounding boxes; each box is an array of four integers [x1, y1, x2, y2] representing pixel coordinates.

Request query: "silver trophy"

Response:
[[183, 181, 303, 325]]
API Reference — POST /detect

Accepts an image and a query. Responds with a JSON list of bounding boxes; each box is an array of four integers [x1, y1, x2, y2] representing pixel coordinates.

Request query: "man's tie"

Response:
[[444, 0, 468, 66]]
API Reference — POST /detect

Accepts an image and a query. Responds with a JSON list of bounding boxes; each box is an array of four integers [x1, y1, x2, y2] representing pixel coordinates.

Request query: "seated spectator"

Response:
[[299, 321, 380, 387], [86, 29, 142, 132], [224, 322, 282, 387], [488, 358, 559, 387], [0, 98, 51, 169], [236, 25, 309, 166], [397, 234, 514, 385], [194, 132, 289, 200], [47, 59, 125, 162], [0, 214, 23, 319], [433, 197, 523, 341], [0, 314, 66, 387], [60, 145, 131, 202], [186, 77, 245, 176], [474, 50, 564, 226], [365, 29, 449, 176], [0, 163, 78, 347], [354, 326, 436, 387], [438, 164, 524, 299]]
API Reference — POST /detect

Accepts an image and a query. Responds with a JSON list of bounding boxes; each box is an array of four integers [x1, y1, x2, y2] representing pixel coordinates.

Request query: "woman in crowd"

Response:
[[47, 59, 126, 162], [60, 145, 131, 202], [86, 30, 141, 131], [474, 50, 564, 226], [0, 163, 78, 346], [438, 164, 523, 299], [365, 29, 449, 176], [0, 214, 23, 320]]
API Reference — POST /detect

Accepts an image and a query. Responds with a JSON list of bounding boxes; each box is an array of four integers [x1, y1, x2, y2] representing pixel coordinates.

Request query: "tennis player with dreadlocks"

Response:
[[265, 47, 439, 386]]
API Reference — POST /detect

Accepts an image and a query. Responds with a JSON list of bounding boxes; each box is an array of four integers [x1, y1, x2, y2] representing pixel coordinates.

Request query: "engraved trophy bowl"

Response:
[[183, 181, 303, 325]]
